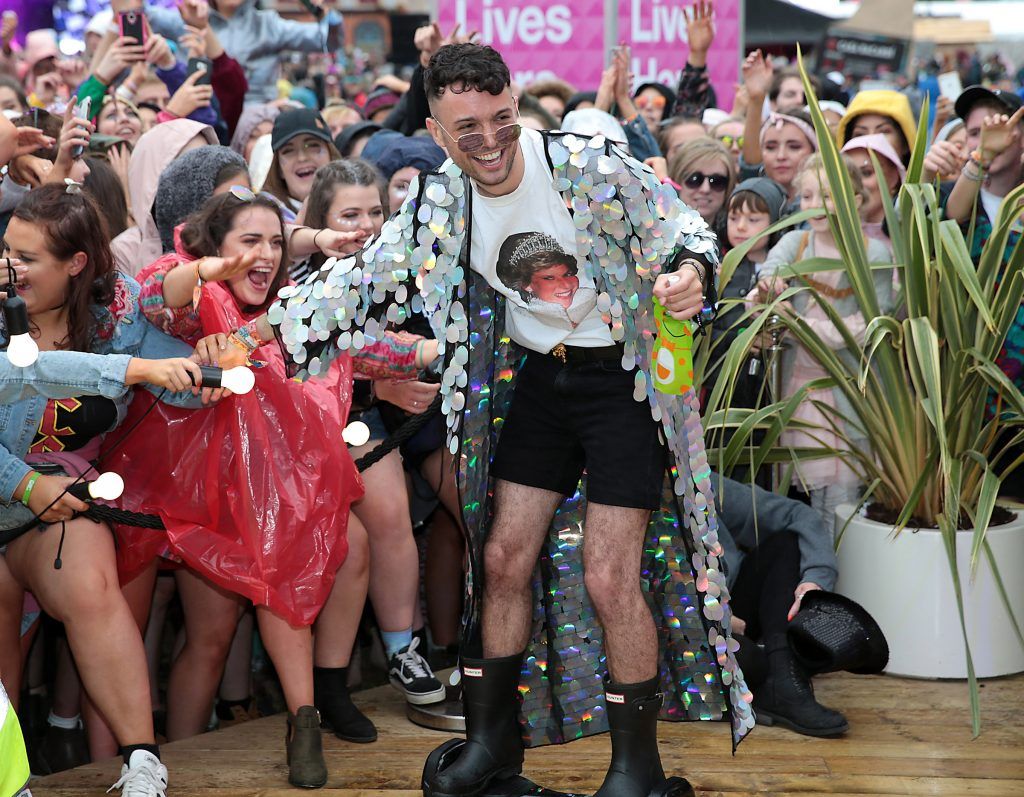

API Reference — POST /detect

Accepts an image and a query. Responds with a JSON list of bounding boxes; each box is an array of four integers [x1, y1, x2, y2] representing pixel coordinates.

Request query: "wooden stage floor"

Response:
[[34, 671, 1024, 796]]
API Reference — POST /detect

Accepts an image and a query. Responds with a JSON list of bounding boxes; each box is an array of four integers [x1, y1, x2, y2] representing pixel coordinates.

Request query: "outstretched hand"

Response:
[[684, 1, 715, 67], [979, 106, 1024, 162], [742, 49, 773, 100], [13, 126, 56, 158], [197, 246, 262, 283]]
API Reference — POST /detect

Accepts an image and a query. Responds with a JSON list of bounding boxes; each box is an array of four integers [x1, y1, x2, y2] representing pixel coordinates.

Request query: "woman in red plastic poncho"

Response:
[[107, 188, 436, 788]]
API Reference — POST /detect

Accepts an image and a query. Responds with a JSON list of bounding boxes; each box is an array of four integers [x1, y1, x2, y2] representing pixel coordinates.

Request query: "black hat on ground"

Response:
[[271, 107, 333, 152], [787, 590, 889, 675], [955, 85, 1024, 121]]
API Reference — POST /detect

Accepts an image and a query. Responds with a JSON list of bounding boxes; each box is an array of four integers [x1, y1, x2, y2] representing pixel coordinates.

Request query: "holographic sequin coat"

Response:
[[268, 132, 755, 750]]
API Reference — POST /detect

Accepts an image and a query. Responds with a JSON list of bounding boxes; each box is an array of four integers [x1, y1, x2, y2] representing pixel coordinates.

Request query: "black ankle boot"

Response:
[[594, 677, 693, 797], [753, 633, 849, 737], [31, 723, 90, 774], [286, 706, 328, 788], [314, 666, 377, 743], [425, 653, 525, 797]]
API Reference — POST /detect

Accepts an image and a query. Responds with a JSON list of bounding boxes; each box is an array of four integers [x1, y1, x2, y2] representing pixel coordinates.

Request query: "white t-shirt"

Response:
[[468, 128, 614, 354], [980, 188, 1003, 228]]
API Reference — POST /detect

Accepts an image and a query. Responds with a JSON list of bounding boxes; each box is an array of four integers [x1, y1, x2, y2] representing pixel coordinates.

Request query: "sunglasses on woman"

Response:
[[684, 171, 729, 192], [432, 115, 522, 154], [718, 134, 744, 148], [636, 95, 666, 110]]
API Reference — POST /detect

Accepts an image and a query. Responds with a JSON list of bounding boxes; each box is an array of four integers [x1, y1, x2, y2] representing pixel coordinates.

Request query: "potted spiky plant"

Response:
[[697, 58, 1024, 735]]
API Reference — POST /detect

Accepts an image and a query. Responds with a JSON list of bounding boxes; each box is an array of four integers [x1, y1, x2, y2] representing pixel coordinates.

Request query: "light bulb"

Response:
[[198, 364, 256, 395], [3, 293, 38, 368], [68, 471, 124, 502], [221, 366, 256, 395], [7, 333, 39, 367], [342, 421, 370, 447], [90, 471, 125, 500]]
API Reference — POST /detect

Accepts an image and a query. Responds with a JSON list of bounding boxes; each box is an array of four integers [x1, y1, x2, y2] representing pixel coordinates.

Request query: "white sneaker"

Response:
[[107, 750, 168, 797]]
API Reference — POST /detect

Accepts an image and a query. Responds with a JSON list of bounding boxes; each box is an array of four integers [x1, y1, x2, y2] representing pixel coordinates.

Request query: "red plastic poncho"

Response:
[[105, 281, 363, 626]]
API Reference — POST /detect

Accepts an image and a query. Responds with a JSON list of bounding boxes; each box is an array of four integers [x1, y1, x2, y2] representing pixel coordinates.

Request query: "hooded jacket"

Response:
[[111, 119, 217, 277]]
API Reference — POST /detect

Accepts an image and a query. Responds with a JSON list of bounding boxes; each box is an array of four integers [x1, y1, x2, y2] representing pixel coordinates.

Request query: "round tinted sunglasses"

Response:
[[684, 171, 729, 192], [636, 95, 667, 110], [718, 134, 744, 148], [432, 117, 522, 154]]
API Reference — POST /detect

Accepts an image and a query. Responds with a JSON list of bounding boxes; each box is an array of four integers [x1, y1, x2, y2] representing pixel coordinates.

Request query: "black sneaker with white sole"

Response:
[[388, 637, 446, 705]]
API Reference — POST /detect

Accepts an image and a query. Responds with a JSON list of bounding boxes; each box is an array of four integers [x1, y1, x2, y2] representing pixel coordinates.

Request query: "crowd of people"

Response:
[[0, 0, 1022, 795]]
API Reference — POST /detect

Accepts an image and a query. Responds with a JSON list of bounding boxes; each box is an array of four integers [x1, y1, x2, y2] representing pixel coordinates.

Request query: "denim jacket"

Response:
[[0, 275, 202, 503]]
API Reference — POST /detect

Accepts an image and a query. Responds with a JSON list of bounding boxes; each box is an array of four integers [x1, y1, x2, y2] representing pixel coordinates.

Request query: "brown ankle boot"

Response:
[[286, 706, 328, 788]]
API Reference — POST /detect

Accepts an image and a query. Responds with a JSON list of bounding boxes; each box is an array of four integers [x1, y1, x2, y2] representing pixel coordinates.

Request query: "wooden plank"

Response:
[[33, 673, 1024, 796]]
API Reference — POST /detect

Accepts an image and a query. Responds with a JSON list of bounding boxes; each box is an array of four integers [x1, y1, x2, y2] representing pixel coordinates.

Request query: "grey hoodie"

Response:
[[714, 474, 839, 591], [147, 0, 335, 106]]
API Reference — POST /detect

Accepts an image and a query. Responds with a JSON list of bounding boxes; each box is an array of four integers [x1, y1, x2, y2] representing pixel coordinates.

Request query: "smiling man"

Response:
[[244, 43, 753, 797]]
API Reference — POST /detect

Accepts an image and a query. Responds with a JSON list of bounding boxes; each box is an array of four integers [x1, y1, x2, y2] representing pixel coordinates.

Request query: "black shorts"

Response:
[[491, 350, 667, 511]]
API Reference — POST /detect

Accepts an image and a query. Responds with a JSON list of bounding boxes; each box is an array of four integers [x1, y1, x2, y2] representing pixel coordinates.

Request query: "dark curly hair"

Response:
[[180, 192, 290, 314], [424, 43, 510, 103]]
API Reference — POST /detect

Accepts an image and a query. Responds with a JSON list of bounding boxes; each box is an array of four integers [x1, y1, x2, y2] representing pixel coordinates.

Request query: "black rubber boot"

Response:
[[425, 653, 525, 797], [753, 633, 849, 737], [314, 666, 378, 743], [286, 706, 328, 788], [594, 676, 693, 797]]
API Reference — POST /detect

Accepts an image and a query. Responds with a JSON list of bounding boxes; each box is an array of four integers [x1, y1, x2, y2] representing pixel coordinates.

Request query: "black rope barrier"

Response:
[[0, 396, 444, 545]]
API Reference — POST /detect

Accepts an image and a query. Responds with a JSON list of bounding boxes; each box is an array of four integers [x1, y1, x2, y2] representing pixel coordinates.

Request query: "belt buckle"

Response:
[[551, 343, 567, 363]]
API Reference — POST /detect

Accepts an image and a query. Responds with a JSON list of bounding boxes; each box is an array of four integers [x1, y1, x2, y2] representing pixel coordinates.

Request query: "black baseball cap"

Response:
[[955, 85, 1024, 120], [270, 107, 333, 152]]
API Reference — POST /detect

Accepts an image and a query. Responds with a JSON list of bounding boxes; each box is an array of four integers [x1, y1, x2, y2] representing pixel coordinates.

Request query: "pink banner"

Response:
[[436, 0, 740, 111], [621, 0, 741, 112]]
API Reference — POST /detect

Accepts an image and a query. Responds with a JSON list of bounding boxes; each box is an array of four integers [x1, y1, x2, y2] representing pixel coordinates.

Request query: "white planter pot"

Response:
[[835, 504, 1024, 679]]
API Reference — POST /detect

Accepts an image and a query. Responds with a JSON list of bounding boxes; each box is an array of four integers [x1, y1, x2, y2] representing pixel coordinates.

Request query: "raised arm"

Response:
[[740, 50, 772, 170], [673, 1, 716, 119]]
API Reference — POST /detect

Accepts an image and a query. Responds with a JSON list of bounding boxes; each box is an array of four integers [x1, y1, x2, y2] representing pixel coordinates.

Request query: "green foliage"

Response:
[[697, 51, 1024, 735]]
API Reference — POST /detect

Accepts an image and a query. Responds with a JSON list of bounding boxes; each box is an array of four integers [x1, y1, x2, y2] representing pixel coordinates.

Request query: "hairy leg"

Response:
[[582, 503, 657, 683], [481, 481, 562, 658]]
